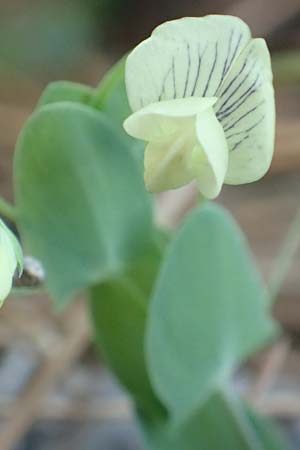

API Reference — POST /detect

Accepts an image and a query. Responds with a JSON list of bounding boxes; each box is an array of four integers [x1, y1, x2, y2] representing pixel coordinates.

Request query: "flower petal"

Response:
[[123, 97, 217, 141], [189, 108, 228, 198], [0, 221, 19, 304], [144, 131, 196, 192], [214, 38, 275, 184], [125, 15, 251, 112]]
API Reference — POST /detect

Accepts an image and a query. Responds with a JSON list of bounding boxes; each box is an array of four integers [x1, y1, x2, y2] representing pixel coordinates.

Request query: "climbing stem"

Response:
[[269, 207, 300, 303], [217, 387, 263, 450], [0, 196, 16, 222]]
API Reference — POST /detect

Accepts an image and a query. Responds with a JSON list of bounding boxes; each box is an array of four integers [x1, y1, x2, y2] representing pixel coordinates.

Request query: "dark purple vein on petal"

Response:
[[226, 115, 265, 139], [230, 134, 250, 152], [190, 43, 207, 96], [217, 46, 254, 100], [213, 29, 234, 95], [223, 100, 265, 132], [158, 65, 172, 101], [183, 42, 191, 97], [218, 90, 257, 121], [172, 56, 177, 98], [217, 80, 262, 121], [226, 32, 243, 74], [223, 29, 235, 76], [203, 42, 218, 96], [216, 60, 258, 112]]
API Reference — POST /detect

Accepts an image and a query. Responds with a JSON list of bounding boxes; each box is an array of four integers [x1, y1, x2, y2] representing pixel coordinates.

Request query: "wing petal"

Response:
[[214, 38, 275, 184], [189, 109, 228, 198]]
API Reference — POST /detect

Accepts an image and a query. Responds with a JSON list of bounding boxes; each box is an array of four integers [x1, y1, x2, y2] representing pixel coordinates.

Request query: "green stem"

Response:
[[10, 286, 45, 297], [0, 196, 16, 222], [269, 207, 300, 303], [272, 50, 300, 86], [218, 388, 263, 450]]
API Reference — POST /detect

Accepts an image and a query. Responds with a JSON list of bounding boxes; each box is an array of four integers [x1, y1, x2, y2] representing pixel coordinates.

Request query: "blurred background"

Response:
[[0, 0, 300, 449]]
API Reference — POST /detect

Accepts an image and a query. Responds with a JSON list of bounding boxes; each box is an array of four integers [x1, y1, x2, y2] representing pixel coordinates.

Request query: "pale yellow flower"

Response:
[[0, 220, 23, 305], [123, 15, 275, 198]]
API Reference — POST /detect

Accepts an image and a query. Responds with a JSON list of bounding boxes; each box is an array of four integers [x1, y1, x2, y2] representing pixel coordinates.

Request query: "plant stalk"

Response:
[[0, 196, 16, 222], [269, 207, 300, 303], [218, 387, 263, 450]]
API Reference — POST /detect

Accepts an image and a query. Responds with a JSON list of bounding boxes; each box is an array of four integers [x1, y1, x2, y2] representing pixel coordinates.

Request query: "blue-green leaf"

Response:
[[37, 81, 95, 107], [146, 203, 277, 424], [89, 230, 168, 420], [140, 389, 286, 450], [14, 102, 152, 305], [92, 57, 130, 126]]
